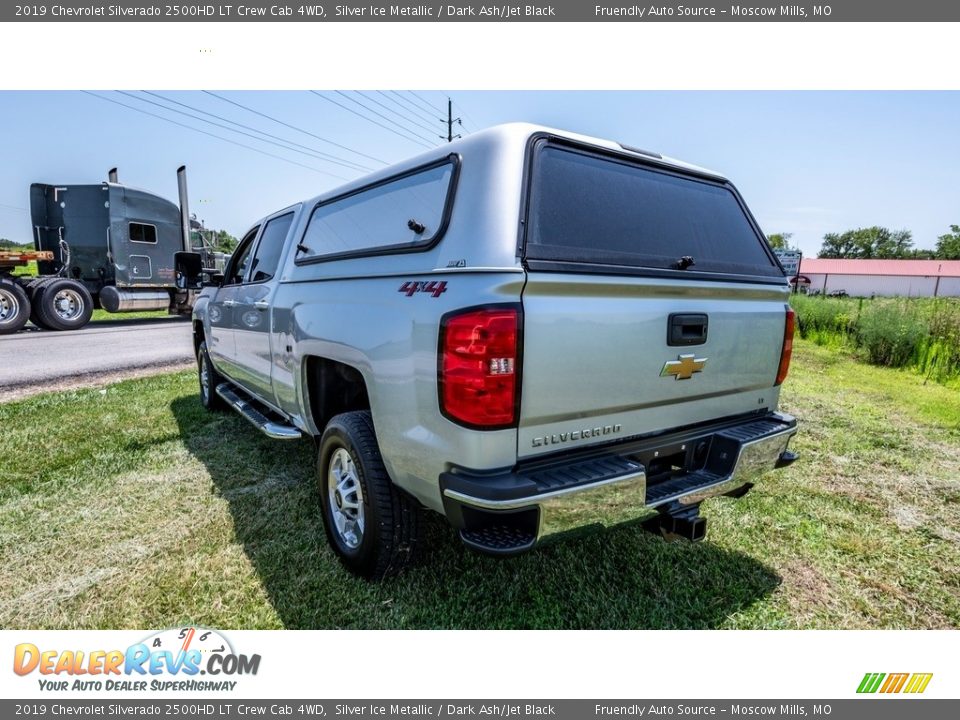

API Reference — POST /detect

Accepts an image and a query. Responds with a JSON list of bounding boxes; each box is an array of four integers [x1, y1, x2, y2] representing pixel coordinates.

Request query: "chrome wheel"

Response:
[[51, 288, 84, 321], [0, 288, 19, 322], [199, 352, 210, 400], [327, 447, 365, 549]]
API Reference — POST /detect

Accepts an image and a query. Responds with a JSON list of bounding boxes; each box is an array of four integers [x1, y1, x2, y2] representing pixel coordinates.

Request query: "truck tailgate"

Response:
[[518, 274, 789, 458]]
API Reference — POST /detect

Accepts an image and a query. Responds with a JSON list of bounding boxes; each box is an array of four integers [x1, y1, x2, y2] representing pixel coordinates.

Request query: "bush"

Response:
[[789, 294, 960, 383], [856, 301, 927, 367]]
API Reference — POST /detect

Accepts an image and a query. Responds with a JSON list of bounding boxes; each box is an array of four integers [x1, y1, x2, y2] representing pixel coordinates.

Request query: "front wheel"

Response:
[[318, 411, 421, 580], [197, 340, 226, 411]]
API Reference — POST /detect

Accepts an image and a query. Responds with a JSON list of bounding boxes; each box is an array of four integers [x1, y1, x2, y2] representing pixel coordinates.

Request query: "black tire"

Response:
[[318, 411, 421, 580], [34, 278, 93, 331], [27, 277, 56, 329], [197, 340, 226, 411], [0, 278, 31, 334]]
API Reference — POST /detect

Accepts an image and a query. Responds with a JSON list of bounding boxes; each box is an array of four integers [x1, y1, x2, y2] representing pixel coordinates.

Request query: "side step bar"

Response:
[[215, 383, 302, 440]]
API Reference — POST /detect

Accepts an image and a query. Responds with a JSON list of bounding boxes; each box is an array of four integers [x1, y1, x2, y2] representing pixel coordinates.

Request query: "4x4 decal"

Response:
[[399, 280, 448, 298]]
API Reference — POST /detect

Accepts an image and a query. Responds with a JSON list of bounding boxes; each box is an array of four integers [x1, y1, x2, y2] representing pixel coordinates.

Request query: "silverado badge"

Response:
[[660, 354, 707, 380]]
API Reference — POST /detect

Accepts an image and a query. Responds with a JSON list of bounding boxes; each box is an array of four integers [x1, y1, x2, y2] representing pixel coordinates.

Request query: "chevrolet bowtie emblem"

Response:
[[660, 353, 707, 380]]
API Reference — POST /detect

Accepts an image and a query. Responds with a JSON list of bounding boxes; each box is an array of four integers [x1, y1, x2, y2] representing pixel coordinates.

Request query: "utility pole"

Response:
[[444, 97, 462, 143]]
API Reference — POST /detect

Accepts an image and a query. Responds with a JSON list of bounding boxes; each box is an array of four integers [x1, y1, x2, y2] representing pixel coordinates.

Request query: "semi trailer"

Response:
[[0, 167, 224, 334]]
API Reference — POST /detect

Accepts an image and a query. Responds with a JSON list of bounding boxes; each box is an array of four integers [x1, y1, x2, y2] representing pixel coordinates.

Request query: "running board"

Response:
[[215, 383, 302, 440]]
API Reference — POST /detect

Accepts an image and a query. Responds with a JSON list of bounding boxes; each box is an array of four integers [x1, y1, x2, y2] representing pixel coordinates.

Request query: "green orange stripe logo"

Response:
[[857, 672, 932, 694]]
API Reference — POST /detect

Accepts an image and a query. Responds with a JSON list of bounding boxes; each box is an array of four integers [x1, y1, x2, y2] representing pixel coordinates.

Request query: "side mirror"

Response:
[[174, 251, 204, 290]]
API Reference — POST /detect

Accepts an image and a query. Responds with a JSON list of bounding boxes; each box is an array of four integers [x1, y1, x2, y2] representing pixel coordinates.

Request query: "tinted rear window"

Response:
[[526, 145, 781, 278]]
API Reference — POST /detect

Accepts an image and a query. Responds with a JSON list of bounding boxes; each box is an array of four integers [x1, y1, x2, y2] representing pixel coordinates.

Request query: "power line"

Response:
[[358, 91, 441, 137], [0, 202, 27, 212], [142, 91, 376, 172], [119, 91, 370, 174], [82, 92, 351, 181], [310, 92, 434, 149], [453, 102, 481, 133], [203, 91, 388, 166], [436, 90, 482, 133], [384, 90, 443, 126], [407, 91, 444, 116], [334, 91, 439, 145]]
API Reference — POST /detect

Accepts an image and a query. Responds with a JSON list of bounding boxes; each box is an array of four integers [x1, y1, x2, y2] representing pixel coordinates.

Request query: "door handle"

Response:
[[253, 300, 269, 310], [221, 299, 237, 307], [667, 313, 708, 346]]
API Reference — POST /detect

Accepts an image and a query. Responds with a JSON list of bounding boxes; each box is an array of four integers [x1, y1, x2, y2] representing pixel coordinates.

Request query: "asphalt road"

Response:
[[0, 317, 194, 389]]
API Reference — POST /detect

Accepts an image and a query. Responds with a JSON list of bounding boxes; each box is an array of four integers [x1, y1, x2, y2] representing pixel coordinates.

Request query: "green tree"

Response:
[[0, 238, 31, 251], [766, 232, 794, 250], [211, 229, 238, 253], [934, 225, 960, 260], [818, 226, 913, 259]]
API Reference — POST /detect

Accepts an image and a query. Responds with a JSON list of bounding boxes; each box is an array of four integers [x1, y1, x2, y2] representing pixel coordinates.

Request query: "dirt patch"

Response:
[[0, 360, 193, 403]]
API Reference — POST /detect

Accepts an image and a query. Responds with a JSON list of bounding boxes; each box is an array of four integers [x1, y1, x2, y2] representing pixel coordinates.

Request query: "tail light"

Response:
[[775, 306, 795, 386], [439, 306, 520, 429]]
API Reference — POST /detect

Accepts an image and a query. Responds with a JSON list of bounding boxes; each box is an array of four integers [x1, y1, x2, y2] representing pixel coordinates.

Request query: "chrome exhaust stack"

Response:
[[107, 167, 118, 183], [176, 165, 191, 252]]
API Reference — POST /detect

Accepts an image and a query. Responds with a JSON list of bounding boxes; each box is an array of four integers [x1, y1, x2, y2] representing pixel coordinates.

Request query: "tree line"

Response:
[[767, 225, 960, 260]]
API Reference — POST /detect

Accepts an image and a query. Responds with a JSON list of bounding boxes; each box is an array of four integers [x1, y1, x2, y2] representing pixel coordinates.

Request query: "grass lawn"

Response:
[[1, 339, 958, 629]]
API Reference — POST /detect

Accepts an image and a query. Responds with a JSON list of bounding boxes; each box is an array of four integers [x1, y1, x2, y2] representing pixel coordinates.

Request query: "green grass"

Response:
[[90, 309, 169, 322], [9, 260, 37, 277], [1, 339, 958, 629]]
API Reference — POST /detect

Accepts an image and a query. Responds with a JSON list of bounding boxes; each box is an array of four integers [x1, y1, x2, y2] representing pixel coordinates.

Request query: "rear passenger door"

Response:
[[228, 210, 296, 404]]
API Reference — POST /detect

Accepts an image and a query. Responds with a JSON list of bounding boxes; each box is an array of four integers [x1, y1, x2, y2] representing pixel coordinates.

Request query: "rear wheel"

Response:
[[0, 279, 30, 334], [318, 411, 421, 580], [197, 340, 226, 411], [27, 277, 56, 329], [34, 278, 93, 331]]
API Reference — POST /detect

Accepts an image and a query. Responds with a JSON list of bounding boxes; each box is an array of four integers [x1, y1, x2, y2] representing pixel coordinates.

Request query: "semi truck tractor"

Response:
[[0, 167, 222, 334]]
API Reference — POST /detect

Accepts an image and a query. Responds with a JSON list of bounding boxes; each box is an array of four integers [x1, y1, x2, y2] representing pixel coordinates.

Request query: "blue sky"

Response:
[[1, 91, 957, 256]]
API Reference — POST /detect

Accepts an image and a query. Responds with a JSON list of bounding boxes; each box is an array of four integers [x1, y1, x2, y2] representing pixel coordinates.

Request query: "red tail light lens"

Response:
[[775, 306, 795, 386], [439, 306, 520, 429]]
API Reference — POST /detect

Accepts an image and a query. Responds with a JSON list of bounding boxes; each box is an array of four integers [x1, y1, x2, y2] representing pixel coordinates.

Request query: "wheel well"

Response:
[[305, 357, 371, 434]]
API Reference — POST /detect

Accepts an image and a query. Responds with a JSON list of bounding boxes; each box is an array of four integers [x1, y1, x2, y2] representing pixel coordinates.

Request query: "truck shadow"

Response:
[[171, 396, 781, 630]]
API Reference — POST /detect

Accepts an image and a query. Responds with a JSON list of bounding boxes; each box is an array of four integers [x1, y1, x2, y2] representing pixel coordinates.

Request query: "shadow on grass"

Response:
[[171, 395, 781, 629]]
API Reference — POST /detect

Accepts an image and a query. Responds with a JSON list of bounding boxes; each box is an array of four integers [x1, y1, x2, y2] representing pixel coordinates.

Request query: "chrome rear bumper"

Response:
[[441, 412, 798, 554]]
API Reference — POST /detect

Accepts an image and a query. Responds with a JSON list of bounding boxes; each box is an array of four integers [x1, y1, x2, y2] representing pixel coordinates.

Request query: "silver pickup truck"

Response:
[[180, 123, 798, 579]]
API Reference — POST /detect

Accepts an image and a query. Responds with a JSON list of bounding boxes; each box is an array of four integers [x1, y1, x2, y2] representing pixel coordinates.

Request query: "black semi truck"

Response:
[[0, 167, 223, 334]]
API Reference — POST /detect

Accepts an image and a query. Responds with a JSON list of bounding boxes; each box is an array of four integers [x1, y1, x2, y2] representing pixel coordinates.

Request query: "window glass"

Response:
[[248, 213, 294, 283], [129, 222, 157, 244], [527, 146, 780, 277], [225, 227, 259, 285], [298, 162, 454, 261]]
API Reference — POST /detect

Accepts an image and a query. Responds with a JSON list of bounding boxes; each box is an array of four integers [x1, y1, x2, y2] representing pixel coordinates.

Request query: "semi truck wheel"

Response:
[[318, 411, 421, 580], [26, 277, 56, 329], [197, 340, 226, 411], [34, 278, 93, 331], [0, 279, 31, 334]]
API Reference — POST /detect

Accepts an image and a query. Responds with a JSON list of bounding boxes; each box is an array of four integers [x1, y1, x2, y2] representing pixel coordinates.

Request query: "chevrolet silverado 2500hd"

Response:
[[181, 123, 798, 579]]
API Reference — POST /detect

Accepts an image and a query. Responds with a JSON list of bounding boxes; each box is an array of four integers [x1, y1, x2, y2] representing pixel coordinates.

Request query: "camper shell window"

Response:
[[296, 157, 458, 264]]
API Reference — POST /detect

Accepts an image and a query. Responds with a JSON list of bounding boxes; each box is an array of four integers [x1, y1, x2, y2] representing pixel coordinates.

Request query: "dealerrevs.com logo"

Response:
[[13, 627, 260, 692]]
